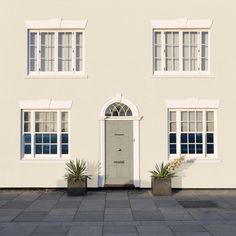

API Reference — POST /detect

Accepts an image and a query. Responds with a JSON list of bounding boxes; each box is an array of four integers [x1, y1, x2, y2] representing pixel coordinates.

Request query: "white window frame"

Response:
[[25, 18, 87, 78], [21, 109, 70, 160], [151, 18, 213, 76]]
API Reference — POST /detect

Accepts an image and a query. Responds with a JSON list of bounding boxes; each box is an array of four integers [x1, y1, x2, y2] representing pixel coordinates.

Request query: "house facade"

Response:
[[0, 0, 235, 188]]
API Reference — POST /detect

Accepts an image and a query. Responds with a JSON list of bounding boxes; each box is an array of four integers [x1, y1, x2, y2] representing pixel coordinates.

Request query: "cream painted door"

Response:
[[105, 120, 133, 185]]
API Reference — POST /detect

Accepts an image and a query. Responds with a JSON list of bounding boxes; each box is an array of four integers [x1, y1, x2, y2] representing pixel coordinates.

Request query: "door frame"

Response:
[[99, 93, 142, 187]]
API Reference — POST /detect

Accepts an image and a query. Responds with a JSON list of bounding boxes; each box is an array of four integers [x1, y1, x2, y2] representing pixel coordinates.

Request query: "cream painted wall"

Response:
[[0, 0, 236, 188]]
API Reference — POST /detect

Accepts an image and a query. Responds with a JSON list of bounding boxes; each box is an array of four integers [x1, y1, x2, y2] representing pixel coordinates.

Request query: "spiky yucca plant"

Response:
[[150, 162, 176, 178], [65, 159, 91, 182]]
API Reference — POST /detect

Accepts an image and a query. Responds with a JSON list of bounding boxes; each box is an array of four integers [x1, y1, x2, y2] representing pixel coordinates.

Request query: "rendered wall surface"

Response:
[[0, 0, 235, 188]]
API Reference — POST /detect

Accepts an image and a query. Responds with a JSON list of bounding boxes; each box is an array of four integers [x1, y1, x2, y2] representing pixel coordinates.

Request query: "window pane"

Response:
[[181, 122, 188, 132], [189, 111, 195, 121], [189, 144, 195, 154], [169, 134, 176, 143], [181, 112, 187, 121], [189, 122, 195, 132], [76, 32, 83, 71], [207, 133, 214, 143], [207, 144, 214, 154], [181, 144, 188, 154], [196, 111, 202, 121], [24, 134, 31, 143], [62, 134, 68, 143], [170, 122, 176, 132], [51, 134, 57, 143], [206, 111, 214, 121], [24, 123, 31, 132], [196, 122, 203, 132], [43, 145, 50, 154], [188, 133, 195, 143], [36, 145, 42, 154], [29, 32, 37, 72], [197, 144, 203, 154], [207, 122, 214, 132], [62, 144, 68, 154], [196, 133, 203, 143], [35, 134, 42, 143], [51, 145, 57, 154], [24, 145, 31, 154], [181, 133, 187, 143], [61, 112, 68, 122], [170, 144, 176, 154], [43, 134, 50, 143]]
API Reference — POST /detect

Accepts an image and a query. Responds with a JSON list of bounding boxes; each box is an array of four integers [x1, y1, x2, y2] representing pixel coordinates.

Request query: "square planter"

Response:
[[67, 178, 87, 196], [151, 177, 172, 196]]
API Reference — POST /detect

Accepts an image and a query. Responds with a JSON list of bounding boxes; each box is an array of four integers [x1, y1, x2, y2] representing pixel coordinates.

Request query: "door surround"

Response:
[[99, 93, 142, 187]]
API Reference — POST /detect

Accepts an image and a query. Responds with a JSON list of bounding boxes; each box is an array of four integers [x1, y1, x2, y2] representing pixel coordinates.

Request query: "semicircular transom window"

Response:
[[105, 102, 132, 116]]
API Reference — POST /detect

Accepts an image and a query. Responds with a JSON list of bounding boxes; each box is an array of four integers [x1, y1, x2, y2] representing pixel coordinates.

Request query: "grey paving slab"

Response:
[[53, 200, 81, 208], [1, 201, 32, 209], [132, 210, 164, 221], [37, 191, 64, 200], [169, 224, 207, 232], [13, 191, 42, 201], [33, 225, 70, 233], [175, 233, 212, 236], [128, 190, 152, 199], [48, 208, 77, 216], [67, 226, 103, 236], [106, 200, 130, 208], [105, 208, 132, 214], [187, 208, 224, 220], [103, 225, 137, 233], [0, 224, 36, 236], [137, 225, 174, 234], [203, 224, 236, 236], [79, 200, 105, 211], [0, 193, 20, 201], [104, 214, 133, 221], [219, 212, 236, 220], [73, 211, 104, 222], [59, 194, 84, 201], [0, 209, 22, 216], [154, 199, 183, 208], [103, 233, 138, 236], [13, 211, 48, 222], [159, 207, 194, 221], [31, 233, 66, 236], [25, 200, 57, 212], [86, 192, 106, 200], [0, 216, 16, 222], [0, 200, 9, 207], [130, 199, 157, 211], [43, 215, 74, 222]]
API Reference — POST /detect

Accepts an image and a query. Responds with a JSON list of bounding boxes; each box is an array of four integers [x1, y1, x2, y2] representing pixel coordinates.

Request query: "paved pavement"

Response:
[[0, 189, 236, 235]]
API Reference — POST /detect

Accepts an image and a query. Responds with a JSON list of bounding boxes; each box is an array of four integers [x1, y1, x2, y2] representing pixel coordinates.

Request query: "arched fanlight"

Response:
[[105, 102, 132, 116]]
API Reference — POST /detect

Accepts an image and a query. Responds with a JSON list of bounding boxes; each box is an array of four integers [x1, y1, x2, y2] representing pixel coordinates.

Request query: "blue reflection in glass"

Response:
[[181, 144, 188, 154], [51, 134, 57, 143], [62, 134, 68, 143], [24, 134, 31, 143], [207, 144, 214, 154], [62, 145, 68, 154], [169, 134, 176, 143], [207, 133, 214, 143], [43, 134, 49, 143], [196, 133, 202, 143], [36, 145, 42, 154], [35, 134, 42, 143], [24, 145, 31, 154], [197, 144, 203, 154], [170, 144, 176, 154], [189, 144, 195, 154], [189, 133, 195, 143], [43, 145, 50, 154], [51, 145, 57, 154], [181, 133, 187, 143]]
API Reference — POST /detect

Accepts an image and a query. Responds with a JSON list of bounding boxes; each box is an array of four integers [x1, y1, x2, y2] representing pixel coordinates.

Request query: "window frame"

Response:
[[21, 109, 70, 160], [27, 29, 85, 76], [153, 29, 211, 76], [168, 108, 217, 160]]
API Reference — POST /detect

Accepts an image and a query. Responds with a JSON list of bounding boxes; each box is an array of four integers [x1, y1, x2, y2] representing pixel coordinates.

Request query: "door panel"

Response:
[[105, 120, 133, 185]]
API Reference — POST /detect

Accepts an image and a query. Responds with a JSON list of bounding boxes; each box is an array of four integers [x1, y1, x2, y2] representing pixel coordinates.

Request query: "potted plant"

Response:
[[65, 159, 91, 196], [150, 156, 185, 196]]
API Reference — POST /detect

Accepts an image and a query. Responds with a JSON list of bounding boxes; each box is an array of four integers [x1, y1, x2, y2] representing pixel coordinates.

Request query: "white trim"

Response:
[[151, 18, 213, 29], [165, 98, 219, 109], [18, 99, 73, 109], [99, 94, 140, 187], [25, 18, 87, 29]]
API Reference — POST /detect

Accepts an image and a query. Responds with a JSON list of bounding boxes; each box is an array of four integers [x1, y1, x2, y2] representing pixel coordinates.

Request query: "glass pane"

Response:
[[181, 133, 187, 143], [189, 144, 195, 154], [43, 145, 50, 154], [166, 46, 172, 58], [24, 134, 31, 143], [189, 111, 195, 121], [169, 134, 176, 143], [196, 133, 203, 143], [24, 123, 31, 132], [166, 59, 172, 71], [197, 144, 203, 154], [51, 145, 57, 154], [154, 32, 161, 45], [29, 32, 37, 71], [165, 32, 172, 45], [183, 46, 189, 58], [181, 112, 187, 121], [189, 122, 195, 132], [51, 134, 57, 143], [61, 123, 68, 132], [190, 32, 198, 46], [207, 133, 214, 143], [201, 59, 208, 71], [207, 122, 214, 132], [188, 133, 195, 143], [207, 144, 214, 154], [196, 111, 202, 121], [24, 112, 31, 122], [170, 122, 176, 132], [206, 111, 214, 121], [36, 145, 42, 154], [24, 145, 31, 154], [43, 134, 50, 143], [202, 32, 208, 45], [61, 112, 68, 122], [181, 122, 188, 132], [35, 134, 42, 143], [170, 144, 176, 154], [181, 144, 188, 154], [183, 32, 189, 45], [62, 144, 68, 154], [173, 32, 179, 45], [196, 122, 203, 132], [62, 134, 68, 143], [183, 59, 189, 71], [169, 111, 176, 122], [173, 46, 179, 58]]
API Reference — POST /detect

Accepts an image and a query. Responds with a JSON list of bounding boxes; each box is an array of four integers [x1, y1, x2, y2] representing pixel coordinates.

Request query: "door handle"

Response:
[[114, 160, 125, 164], [117, 148, 122, 151]]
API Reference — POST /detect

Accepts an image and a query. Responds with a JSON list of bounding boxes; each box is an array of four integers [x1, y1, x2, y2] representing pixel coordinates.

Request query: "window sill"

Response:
[[169, 157, 221, 163], [26, 74, 88, 79], [151, 74, 214, 79], [20, 157, 70, 163]]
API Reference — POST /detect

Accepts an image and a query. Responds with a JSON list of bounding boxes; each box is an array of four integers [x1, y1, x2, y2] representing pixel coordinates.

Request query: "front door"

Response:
[[105, 120, 133, 186]]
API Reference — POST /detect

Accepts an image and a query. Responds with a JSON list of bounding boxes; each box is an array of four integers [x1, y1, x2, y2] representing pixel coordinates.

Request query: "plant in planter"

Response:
[[150, 156, 185, 196], [65, 159, 91, 196]]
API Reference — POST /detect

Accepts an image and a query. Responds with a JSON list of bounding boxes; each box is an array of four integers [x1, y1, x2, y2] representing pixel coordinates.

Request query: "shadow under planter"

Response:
[[151, 177, 172, 196], [67, 178, 87, 196]]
